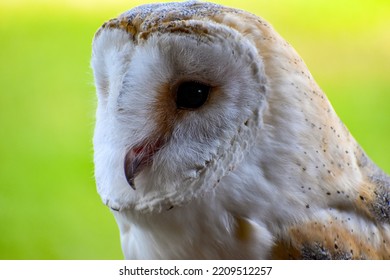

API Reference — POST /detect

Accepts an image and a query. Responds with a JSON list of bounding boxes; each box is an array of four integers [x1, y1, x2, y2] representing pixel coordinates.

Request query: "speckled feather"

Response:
[[91, 1, 390, 259]]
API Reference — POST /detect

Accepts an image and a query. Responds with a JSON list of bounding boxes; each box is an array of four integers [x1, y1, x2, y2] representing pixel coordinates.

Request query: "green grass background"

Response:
[[0, 0, 388, 259]]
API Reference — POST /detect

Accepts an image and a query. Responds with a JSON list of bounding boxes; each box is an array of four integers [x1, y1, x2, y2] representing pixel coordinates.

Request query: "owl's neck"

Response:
[[258, 61, 390, 229], [112, 192, 274, 259]]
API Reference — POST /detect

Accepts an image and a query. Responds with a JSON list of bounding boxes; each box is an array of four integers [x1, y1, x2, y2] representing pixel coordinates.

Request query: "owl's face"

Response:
[[91, 2, 268, 212]]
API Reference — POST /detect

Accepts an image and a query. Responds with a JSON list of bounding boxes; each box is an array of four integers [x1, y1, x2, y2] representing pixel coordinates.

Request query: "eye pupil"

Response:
[[176, 81, 210, 109]]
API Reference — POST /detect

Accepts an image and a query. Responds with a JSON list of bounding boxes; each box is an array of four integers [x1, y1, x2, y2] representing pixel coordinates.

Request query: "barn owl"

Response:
[[91, 1, 390, 259]]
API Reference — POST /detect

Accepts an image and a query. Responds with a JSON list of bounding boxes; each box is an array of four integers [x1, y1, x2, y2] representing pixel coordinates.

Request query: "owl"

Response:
[[91, 1, 390, 259]]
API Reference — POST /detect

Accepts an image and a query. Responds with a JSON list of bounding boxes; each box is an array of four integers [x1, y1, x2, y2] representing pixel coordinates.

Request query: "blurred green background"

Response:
[[0, 0, 388, 259]]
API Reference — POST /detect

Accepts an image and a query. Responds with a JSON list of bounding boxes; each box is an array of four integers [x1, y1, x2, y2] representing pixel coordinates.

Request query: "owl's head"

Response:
[[91, 2, 344, 213], [91, 2, 271, 212]]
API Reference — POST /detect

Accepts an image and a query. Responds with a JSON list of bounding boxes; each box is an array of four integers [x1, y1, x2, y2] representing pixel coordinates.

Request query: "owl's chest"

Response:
[[113, 203, 273, 259]]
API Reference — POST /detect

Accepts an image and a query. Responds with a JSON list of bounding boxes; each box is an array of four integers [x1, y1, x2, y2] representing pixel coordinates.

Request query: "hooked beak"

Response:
[[124, 139, 165, 190]]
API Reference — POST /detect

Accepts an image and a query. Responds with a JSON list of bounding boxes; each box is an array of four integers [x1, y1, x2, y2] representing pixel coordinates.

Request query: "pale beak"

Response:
[[123, 139, 165, 190]]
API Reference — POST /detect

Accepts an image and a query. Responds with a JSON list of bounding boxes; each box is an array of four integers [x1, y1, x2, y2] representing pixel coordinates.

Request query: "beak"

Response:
[[123, 139, 165, 190], [124, 150, 142, 190]]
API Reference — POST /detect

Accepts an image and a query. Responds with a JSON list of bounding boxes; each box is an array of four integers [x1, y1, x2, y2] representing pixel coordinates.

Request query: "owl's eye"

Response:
[[176, 81, 210, 110]]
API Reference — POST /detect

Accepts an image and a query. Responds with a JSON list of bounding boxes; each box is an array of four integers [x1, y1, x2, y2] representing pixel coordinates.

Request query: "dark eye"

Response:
[[176, 81, 210, 109]]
